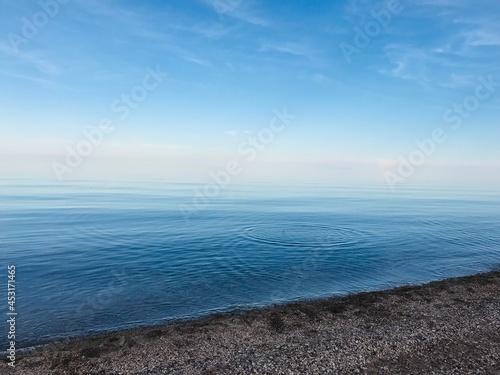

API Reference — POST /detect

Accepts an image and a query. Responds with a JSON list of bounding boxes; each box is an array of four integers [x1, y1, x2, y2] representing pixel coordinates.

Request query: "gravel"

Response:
[[3, 271, 499, 374]]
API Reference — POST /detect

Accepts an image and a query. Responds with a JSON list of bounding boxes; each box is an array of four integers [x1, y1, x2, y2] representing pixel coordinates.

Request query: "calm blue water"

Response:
[[1, 180, 499, 349]]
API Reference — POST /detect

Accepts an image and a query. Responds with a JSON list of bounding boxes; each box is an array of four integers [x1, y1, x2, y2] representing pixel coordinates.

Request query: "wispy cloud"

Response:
[[379, 3, 500, 90], [380, 44, 484, 89], [200, 0, 268, 26], [0, 42, 61, 76], [259, 41, 314, 59], [465, 30, 500, 47], [0, 71, 58, 86], [380, 44, 431, 85]]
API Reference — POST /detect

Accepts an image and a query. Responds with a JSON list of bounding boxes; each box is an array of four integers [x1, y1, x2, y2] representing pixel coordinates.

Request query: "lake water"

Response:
[[1, 180, 499, 349]]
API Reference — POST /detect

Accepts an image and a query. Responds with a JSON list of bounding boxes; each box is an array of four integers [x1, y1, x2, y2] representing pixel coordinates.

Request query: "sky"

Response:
[[1, 0, 499, 186]]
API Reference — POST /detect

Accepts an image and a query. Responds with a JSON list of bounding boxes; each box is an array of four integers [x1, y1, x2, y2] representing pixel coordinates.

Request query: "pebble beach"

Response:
[[3, 271, 499, 375]]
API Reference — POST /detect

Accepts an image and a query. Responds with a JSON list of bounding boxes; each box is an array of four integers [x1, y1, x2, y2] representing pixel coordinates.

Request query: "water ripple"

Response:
[[241, 222, 370, 249]]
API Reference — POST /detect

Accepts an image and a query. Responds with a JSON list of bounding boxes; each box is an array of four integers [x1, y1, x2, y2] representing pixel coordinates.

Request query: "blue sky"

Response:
[[1, 0, 499, 185]]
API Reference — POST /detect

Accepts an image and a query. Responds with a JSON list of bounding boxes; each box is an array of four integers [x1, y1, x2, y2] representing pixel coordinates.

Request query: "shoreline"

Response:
[[4, 270, 499, 374]]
